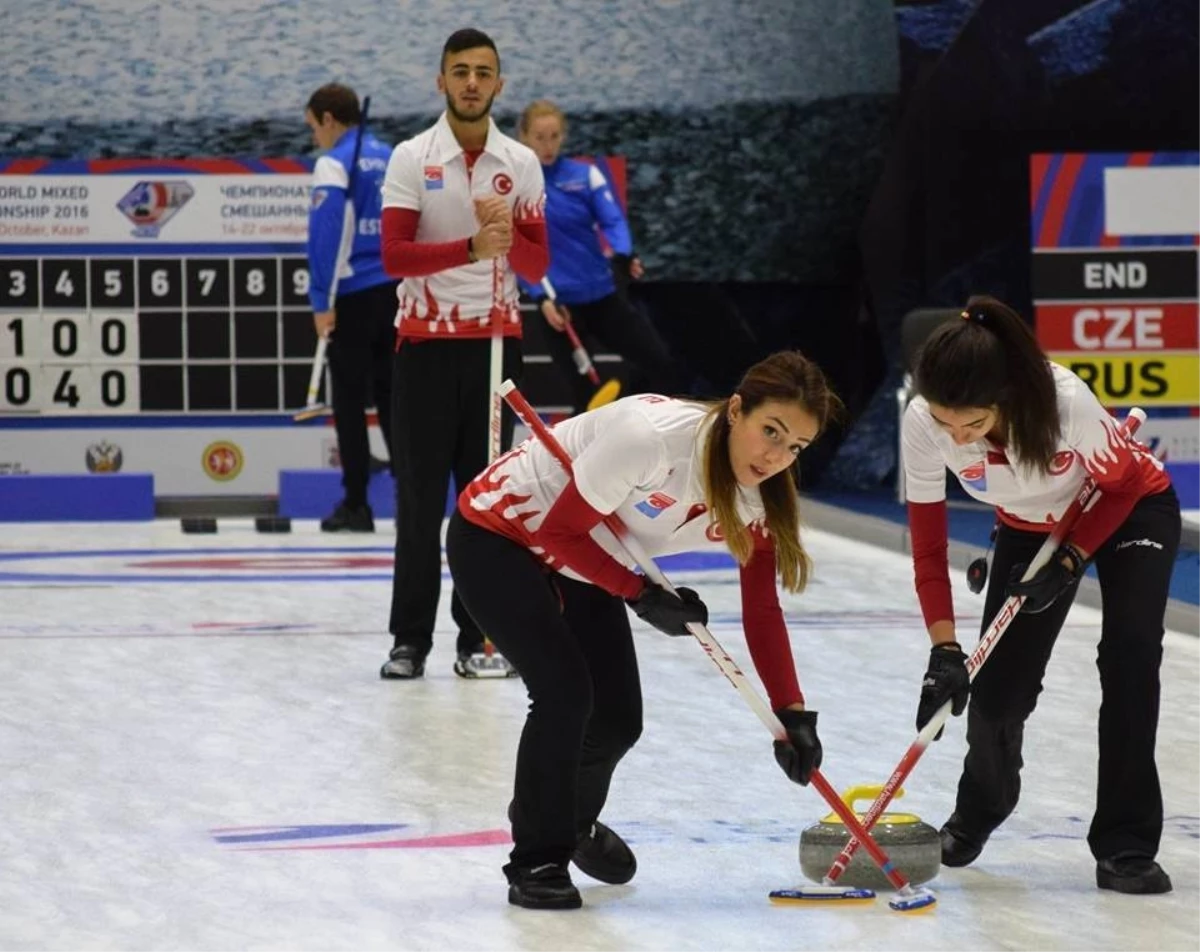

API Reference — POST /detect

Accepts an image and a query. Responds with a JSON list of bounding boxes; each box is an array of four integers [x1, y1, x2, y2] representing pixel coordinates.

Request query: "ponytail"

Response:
[[914, 295, 1059, 473]]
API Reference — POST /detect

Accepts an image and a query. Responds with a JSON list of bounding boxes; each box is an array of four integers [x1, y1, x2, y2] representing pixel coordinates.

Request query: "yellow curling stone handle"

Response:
[[819, 784, 921, 825]]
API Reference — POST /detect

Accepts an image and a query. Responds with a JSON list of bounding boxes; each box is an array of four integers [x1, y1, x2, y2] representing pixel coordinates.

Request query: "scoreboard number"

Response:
[[4, 365, 32, 407], [51, 317, 79, 357], [4, 316, 28, 358], [100, 318, 127, 356], [41, 260, 87, 308]]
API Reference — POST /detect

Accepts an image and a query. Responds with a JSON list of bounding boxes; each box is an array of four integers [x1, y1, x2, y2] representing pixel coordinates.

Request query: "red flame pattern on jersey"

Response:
[[459, 448, 539, 550], [512, 194, 546, 223], [397, 286, 516, 339]]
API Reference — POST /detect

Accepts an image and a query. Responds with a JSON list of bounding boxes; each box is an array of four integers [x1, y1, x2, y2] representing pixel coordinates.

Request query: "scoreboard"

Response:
[[0, 158, 346, 495], [0, 252, 315, 414], [1030, 151, 1200, 467]]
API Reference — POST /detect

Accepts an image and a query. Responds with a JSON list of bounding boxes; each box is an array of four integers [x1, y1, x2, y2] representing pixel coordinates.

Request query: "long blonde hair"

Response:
[[702, 351, 842, 592]]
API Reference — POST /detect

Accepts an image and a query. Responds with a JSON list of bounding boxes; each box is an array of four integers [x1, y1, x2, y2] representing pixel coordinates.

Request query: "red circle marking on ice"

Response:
[[124, 556, 394, 571]]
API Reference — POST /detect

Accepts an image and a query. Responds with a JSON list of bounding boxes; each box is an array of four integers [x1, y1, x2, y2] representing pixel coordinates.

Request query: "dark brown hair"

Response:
[[702, 350, 842, 592], [305, 83, 361, 126], [441, 28, 500, 72], [914, 295, 1060, 473]]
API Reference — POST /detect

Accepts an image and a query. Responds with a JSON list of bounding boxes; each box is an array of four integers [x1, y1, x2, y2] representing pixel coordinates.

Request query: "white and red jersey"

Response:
[[459, 394, 805, 710], [903, 361, 1170, 627], [462, 396, 768, 570], [381, 113, 545, 339]]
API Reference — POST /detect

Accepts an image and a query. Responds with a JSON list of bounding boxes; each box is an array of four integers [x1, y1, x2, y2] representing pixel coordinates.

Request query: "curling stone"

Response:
[[799, 784, 940, 890]]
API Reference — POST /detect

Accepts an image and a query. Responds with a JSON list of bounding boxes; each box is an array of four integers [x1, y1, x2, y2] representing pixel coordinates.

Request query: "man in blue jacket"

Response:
[[305, 83, 398, 532]]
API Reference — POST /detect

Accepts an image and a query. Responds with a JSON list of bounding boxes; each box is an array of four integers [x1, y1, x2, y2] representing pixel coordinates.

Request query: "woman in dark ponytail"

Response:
[[902, 294, 1180, 895]]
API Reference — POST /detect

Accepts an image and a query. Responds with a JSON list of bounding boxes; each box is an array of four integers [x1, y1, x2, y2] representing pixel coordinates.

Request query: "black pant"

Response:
[[446, 511, 643, 868], [327, 281, 399, 506], [545, 293, 684, 415], [388, 336, 521, 654], [956, 487, 1180, 860]]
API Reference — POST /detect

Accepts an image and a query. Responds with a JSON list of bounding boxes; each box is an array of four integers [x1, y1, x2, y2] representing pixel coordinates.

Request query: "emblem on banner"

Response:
[[116, 180, 195, 238], [202, 441, 244, 482], [85, 441, 124, 473]]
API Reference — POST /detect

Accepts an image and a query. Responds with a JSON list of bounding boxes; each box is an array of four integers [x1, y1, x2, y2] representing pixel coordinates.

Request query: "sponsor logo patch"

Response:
[[958, 460, 987, 491], [634, 491, 676, 518]]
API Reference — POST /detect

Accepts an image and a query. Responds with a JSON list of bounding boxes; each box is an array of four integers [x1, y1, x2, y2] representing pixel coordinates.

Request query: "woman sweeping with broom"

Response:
[[517, 99, 686, 414]]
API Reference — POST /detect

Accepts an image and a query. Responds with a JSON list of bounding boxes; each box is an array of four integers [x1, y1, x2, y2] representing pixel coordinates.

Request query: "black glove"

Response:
[[916, 643, 969, 741], [1007, 545, 1085, 614], [773, 708, 822, 785], [611, 253, 637, 299], [626, 581, 707, 636]]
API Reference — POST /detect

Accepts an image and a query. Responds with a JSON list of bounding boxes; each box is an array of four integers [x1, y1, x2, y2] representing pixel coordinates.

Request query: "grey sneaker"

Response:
[[379, 644, 427, 679], [453, 648, 518, 679]]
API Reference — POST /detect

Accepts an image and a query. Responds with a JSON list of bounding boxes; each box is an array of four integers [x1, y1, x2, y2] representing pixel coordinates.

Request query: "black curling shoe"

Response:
[[505, 862, 582, 910], [1097, 853, 1172, 894], [940, 813, 989, 868], [573, 821, 637, 884], [321, 501, 374, 533]]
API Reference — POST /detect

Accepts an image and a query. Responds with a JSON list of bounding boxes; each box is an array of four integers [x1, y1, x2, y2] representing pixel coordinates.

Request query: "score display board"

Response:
[[0, 159, 360, 495], [1030, 152, 1200, 477]]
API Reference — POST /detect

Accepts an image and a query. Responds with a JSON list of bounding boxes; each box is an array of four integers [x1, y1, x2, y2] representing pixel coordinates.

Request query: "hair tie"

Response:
[[961, 309, 984, 325]]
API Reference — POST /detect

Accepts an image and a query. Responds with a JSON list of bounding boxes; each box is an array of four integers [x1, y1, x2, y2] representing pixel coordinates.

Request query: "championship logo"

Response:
[[116, 180, 195, 238], [202, 441, 244, 482], [85, 441, 123, 473]]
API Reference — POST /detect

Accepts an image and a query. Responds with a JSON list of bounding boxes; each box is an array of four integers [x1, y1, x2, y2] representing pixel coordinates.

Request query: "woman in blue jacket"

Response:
[[518, 100, 684, 414]]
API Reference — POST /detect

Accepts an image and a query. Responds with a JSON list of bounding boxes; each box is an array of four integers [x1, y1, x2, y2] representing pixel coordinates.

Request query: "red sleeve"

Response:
[[1069, 443, 1143, 555], [508, 218, 549, 283], [535, 478, 644, 600], [739, 534, 803, 710], [908, 500, 954, 629], [381, 207, 471, 277]]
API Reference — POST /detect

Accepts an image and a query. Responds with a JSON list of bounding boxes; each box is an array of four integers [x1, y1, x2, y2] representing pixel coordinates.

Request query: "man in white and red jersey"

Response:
[[446, 350, 843, 909], [378, 28, 548, 681], [902, 296, 1179, 895]]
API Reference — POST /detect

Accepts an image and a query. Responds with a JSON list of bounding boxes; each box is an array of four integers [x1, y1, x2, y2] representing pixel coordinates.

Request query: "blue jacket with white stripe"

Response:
[[519, 155, 632, 306], [306, 126, 393, 312]]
